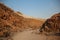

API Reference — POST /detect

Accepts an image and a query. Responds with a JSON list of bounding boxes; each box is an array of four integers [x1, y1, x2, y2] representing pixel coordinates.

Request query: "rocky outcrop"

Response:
[[39, 13, 60, 34]]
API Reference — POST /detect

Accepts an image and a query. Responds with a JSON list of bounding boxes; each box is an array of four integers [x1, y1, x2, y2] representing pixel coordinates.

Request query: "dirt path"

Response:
[[12, 29, 60, 40]]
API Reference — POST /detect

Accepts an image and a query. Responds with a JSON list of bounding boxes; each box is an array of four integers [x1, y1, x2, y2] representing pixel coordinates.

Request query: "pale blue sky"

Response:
[[0, 0, 60, 18]]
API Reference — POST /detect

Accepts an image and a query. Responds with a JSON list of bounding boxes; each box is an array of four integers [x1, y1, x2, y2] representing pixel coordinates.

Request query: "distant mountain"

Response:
[[0, 3, 45, 40]]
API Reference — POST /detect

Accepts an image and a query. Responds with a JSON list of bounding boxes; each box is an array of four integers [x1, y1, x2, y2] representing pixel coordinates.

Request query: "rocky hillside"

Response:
[[39, 13, 60, 34], [0, 3, 45, 40]]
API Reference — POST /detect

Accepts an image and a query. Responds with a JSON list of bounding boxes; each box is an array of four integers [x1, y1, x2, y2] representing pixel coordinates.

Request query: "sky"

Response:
[[0, 0, 60, 19]]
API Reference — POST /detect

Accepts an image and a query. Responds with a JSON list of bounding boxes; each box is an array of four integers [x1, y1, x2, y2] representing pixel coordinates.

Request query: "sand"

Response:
[[12, 29, 60, 40]]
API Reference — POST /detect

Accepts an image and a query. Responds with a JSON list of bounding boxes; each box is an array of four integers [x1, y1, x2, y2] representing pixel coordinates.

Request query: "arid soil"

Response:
[[13, 29, 60, 40]]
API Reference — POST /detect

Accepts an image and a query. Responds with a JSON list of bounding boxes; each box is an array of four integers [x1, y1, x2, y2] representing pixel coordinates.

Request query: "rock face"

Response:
[[39, 13, 60, 34], [0, 3, 44, 40]]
